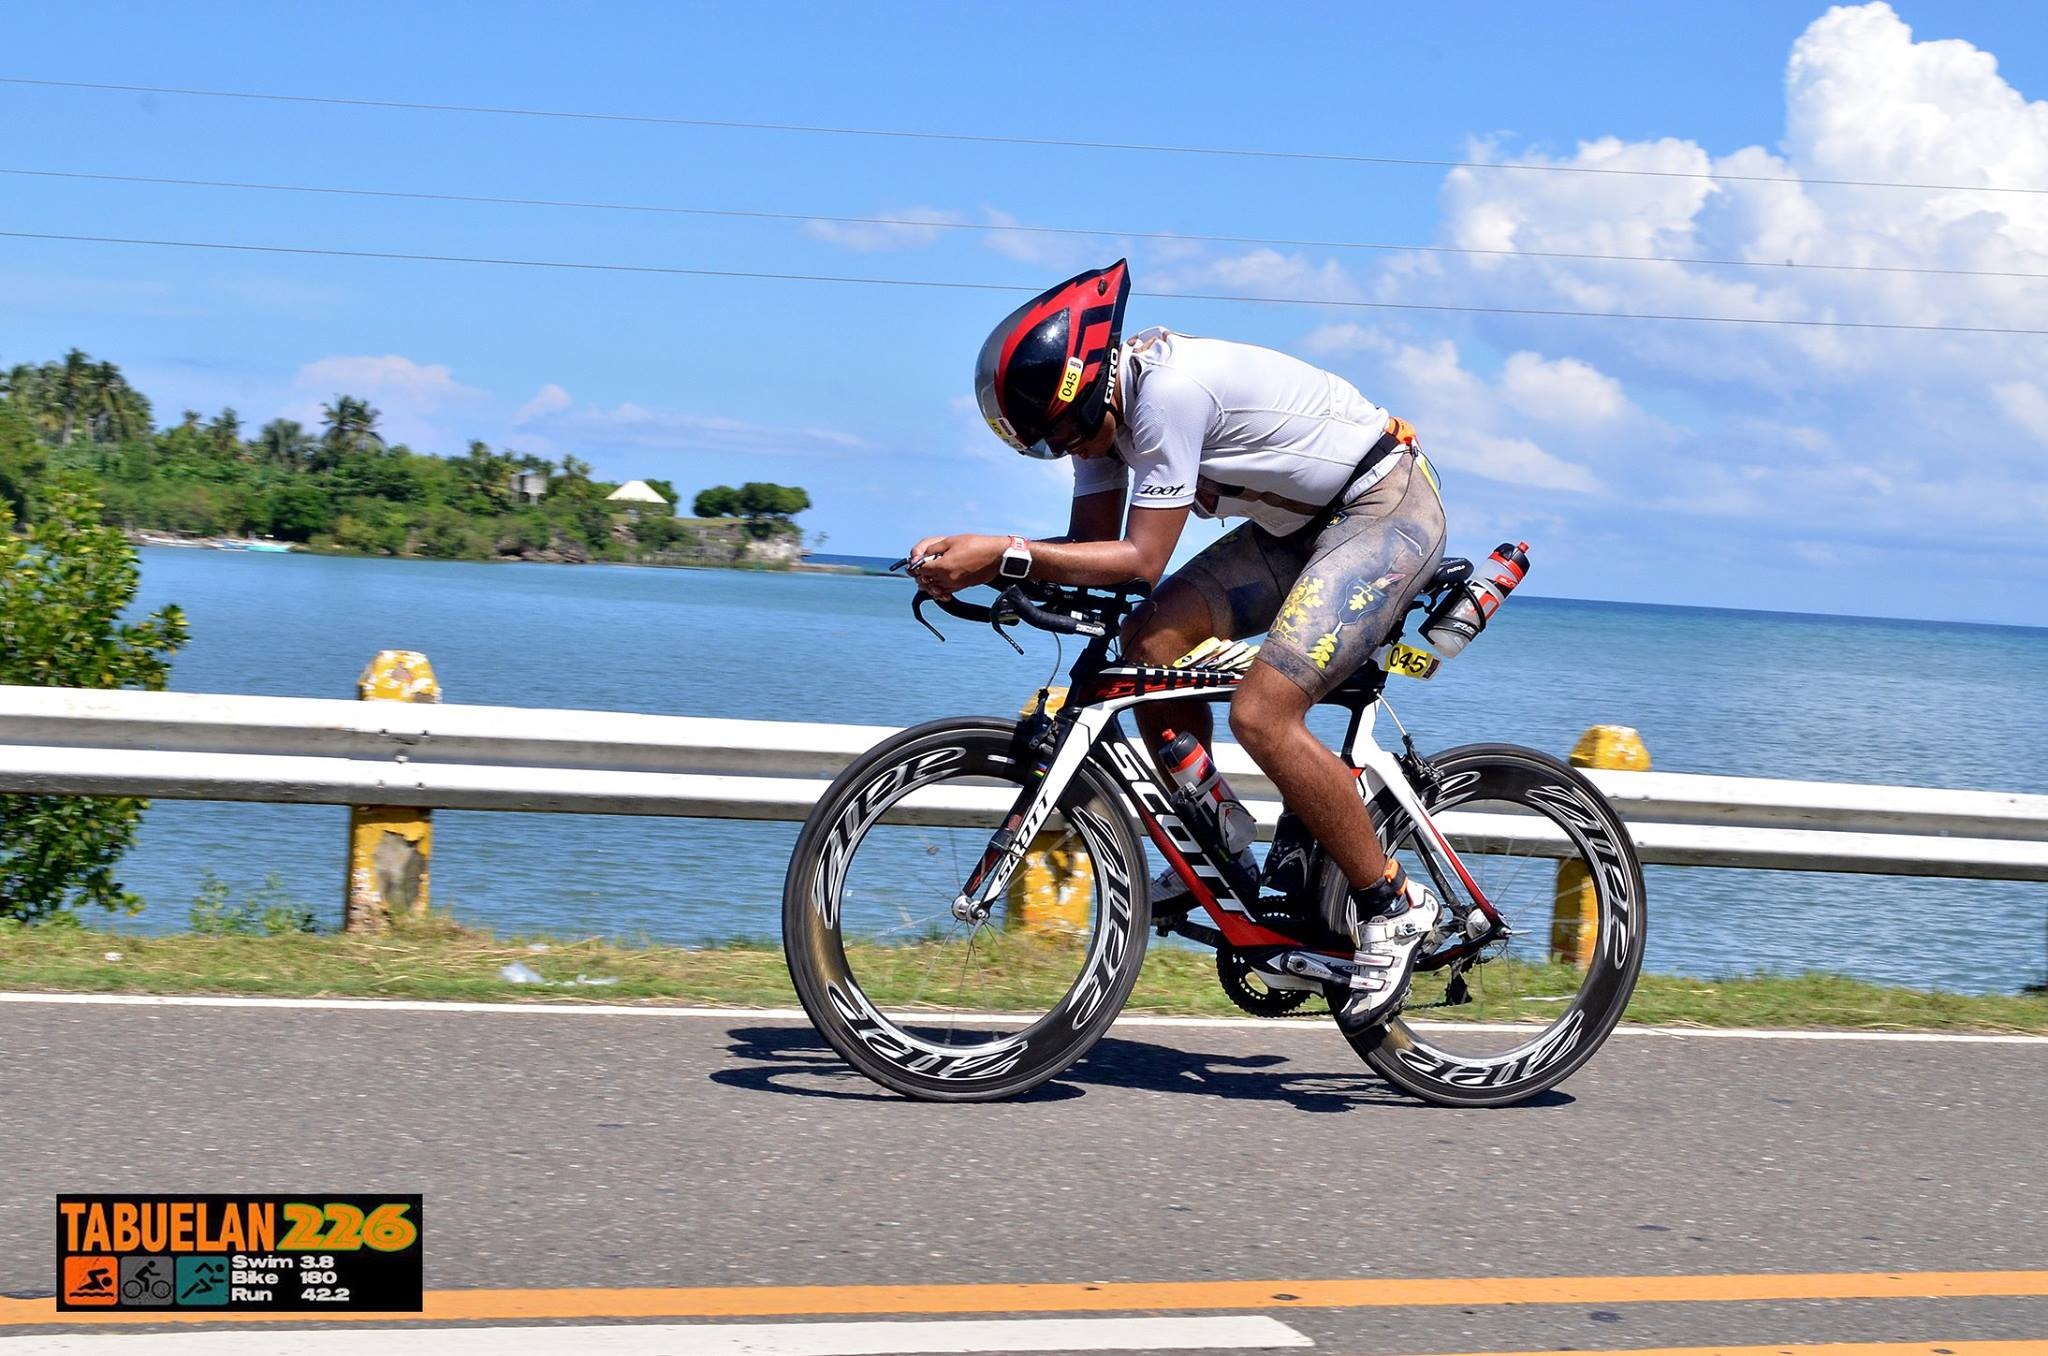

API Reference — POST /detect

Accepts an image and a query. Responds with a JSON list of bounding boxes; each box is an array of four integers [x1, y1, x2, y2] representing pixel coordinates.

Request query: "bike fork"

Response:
[[949, 710, 1100, 919]]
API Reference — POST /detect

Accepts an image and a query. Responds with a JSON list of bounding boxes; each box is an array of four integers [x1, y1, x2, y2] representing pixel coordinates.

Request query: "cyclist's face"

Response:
[[1052, 406, 1118, 460]]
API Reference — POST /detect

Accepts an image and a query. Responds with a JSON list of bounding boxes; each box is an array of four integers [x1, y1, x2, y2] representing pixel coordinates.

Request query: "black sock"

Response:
[[1348, 862, 1409, 920]]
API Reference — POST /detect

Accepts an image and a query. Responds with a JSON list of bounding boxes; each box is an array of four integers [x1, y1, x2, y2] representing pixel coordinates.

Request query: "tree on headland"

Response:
[[692, 485, 739, 518], [0, 479, 187, 922], [2, 350, 151, 446], [693, 482, 810, 538], [0, 349, 818, 567], [256, 418, 313, 469], [695, 481, 808, 519], [207, 408, 243, 458], [316, 395, 384, 468], [737, 482, 810, 518]]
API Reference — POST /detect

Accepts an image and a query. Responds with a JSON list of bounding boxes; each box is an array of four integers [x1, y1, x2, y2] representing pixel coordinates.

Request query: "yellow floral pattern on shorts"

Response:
[[1269, 575, 1327, 646], [1308, 632, 1340, 669]]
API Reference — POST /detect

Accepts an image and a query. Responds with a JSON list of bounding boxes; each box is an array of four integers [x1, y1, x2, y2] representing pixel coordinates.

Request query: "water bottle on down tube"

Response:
[[1157, 728, 1260, 899]]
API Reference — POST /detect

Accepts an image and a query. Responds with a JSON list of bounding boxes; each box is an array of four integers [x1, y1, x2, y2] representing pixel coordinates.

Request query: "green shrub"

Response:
[[188, 871, 319, 936], [0, 479, 187, 921]]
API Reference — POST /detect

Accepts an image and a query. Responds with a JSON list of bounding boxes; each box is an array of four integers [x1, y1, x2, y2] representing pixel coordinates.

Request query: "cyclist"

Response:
[[908, 259, 1449, 1027]]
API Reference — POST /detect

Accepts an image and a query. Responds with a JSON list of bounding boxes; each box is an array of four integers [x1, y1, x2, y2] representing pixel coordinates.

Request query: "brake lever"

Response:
[[910, 591, 947, 642], [989, 587, 1025, 655]]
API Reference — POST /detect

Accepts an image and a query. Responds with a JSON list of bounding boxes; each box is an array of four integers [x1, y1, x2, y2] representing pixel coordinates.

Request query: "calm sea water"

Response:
[[88, 548, 2048, 994]]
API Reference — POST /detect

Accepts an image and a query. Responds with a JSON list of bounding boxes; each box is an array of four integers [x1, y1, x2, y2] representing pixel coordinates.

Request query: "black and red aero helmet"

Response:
[[975, 259, 1130, 458]]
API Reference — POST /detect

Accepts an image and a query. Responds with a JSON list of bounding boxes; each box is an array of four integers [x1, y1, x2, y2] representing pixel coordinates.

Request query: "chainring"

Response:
[[1215, 909, 1321, 1017]]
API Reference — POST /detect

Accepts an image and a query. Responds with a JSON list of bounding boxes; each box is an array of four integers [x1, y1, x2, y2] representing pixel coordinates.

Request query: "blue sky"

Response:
[[5, 2, 2047, 623]]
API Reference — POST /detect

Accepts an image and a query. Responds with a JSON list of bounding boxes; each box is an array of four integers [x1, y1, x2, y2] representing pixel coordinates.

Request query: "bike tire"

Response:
[[783, 716, 1151, 1101], [1332, 742, 1647, 1107]]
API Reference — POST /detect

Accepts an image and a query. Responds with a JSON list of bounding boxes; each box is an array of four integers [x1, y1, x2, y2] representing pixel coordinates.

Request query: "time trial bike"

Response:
[[781, 559, 1646, 1107]]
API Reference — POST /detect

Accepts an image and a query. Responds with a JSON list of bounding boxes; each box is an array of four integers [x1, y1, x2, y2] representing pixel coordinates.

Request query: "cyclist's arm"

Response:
[[1029, 367, 1204, 584], [1027, 504, 1188, 586], [903, 504, 1187, 597], [1065, 488, 1125, 543]]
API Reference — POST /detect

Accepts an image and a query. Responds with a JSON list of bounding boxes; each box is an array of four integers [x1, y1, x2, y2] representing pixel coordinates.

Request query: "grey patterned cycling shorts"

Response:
[[1173, 450, 1447, 700]]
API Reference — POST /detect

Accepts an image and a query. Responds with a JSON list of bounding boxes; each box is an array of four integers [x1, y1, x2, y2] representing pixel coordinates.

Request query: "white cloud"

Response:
[[1455, 431, 1604, 495], [1353, 2, 2048, 568], [514, 391, 873, 460], [513, 382, 572, 423], [1301, 322, 1379, 355], [802, 206, 963, 252], [287, 354, 484, 451], [1497, 352, 1626, 423], [294, 355, 479, 405], [1360, 337, 1614, 495], [1994, 381, 2048, 445], [1152, 248, 1365, 303]]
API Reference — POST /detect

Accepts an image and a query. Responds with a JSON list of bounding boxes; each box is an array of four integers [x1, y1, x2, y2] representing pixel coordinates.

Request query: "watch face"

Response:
[[1001, 550, 1030, 578]]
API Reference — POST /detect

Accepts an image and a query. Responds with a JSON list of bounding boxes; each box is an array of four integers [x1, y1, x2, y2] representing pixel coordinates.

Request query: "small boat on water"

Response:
[[210, 537, 296, 553]]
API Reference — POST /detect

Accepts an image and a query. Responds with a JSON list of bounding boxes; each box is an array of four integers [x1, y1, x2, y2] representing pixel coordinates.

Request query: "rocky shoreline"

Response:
[[123, 520, 837, 571]]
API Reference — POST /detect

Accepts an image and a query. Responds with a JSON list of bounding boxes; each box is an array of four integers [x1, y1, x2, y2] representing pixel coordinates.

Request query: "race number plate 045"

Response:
[[1383, 643, 1441, 680]]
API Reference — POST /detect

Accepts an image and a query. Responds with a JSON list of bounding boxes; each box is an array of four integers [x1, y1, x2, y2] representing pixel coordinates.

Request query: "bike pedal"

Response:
[[1262, 949, 1353, 986]]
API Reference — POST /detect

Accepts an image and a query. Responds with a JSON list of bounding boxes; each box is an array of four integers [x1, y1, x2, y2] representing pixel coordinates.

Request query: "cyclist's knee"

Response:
[[1121, 580, 1214, 666], [1228, 666, 1309, 757]]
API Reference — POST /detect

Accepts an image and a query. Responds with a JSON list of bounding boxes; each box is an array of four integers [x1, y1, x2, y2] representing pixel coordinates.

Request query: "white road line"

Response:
[[0, 1314, 1312, 1355], [0, 991, 2041, 1044]]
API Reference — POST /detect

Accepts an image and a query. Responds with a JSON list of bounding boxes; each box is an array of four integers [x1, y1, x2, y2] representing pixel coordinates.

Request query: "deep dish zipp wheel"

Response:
[[782, 717, 1151, 1102], [1329, 743, 1647, 1108]]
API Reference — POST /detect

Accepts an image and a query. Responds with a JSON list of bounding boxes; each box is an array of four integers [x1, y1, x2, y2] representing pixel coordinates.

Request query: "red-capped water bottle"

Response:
[[1158, 729, 1259, 893], [1422, 541, 1531, 659]]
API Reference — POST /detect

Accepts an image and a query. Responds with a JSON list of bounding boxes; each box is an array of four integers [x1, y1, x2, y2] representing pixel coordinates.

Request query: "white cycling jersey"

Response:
[[1072, 327, 1394, 534]]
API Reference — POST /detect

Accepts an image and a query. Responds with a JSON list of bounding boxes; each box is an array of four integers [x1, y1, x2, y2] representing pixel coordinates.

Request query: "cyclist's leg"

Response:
[[1228, 451, 1446, 895], [1122, 521, 1291, 767]]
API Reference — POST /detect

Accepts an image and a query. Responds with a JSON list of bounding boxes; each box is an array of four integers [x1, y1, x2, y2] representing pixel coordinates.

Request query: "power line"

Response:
[[6, 75, 2046, 197], [5, 228, 2044, 335], [8, 166, 2044, 283]]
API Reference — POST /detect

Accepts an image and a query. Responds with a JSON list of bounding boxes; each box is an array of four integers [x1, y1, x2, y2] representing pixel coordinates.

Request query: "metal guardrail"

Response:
[[3, 685, 2047, 881]]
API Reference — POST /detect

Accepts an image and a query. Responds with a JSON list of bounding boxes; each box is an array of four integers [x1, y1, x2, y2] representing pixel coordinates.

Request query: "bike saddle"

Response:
[[1429, 557, 1473, 589]]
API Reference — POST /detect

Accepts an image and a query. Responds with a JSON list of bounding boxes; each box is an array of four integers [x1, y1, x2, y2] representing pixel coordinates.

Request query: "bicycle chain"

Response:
[[1215, 910, 1323, 1017]]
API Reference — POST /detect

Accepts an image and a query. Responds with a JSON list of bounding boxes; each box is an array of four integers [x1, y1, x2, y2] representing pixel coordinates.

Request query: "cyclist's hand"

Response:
[[906, 533, 1004, 600]]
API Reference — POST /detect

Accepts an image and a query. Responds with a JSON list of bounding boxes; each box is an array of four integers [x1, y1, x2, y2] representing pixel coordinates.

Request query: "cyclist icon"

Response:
[[122, 1260, 172, 1302]]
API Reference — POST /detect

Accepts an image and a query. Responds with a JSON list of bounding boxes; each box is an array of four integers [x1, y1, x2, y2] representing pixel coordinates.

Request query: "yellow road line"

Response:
[[1395, 1344, 2048, 1356], [3, 1268, 2046, 1327]]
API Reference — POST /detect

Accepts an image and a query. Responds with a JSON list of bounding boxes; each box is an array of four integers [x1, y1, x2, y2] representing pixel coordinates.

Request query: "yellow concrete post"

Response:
[[345, 651, 441, 933], [1006, 687, 1095, 936], [1551, 725, 1649, 967]]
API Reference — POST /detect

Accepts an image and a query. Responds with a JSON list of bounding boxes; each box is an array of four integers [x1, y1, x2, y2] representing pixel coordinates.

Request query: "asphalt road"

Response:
[[1, 995, 2042, 1353]]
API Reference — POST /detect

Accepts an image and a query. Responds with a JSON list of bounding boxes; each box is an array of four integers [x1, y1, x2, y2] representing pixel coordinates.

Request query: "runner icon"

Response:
[[179, 1259, 227, 1303]]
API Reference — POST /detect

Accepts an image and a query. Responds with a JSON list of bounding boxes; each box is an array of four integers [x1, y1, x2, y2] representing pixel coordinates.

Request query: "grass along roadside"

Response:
[[2, 920, 2045, 1033]]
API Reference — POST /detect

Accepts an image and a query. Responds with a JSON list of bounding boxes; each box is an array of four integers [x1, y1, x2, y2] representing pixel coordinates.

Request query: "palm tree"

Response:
[[207, 407, 243, 455], [85, 361, 150, 443], [257, 419, 312, 469], [55, 348, 91, 445], [315, 395, 384, 469]]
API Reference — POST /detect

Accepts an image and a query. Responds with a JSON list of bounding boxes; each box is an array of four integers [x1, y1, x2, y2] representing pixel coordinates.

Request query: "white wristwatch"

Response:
[[998, 535, 1033, 580]]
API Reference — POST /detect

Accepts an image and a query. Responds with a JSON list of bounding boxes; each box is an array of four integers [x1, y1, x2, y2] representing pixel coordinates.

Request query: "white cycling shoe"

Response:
[[1333, 870, 1442, 1030]]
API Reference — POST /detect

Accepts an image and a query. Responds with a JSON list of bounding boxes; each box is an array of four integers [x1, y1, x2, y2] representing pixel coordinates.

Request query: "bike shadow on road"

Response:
[[707, 1024, 1572, 1112]]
